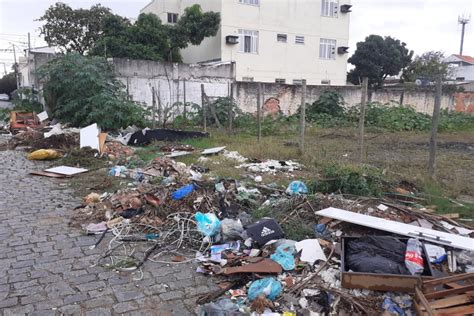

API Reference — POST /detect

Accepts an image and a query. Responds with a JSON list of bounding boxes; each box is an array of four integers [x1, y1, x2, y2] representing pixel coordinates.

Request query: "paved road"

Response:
[[0, 147, 216, 315]]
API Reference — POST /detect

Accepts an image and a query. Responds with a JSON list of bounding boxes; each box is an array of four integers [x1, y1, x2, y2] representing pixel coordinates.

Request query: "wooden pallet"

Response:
[[414, 273, 474, 316]]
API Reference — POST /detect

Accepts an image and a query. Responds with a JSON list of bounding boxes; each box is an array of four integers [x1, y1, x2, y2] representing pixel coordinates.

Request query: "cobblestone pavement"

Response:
[[0, 146, 217, 315]]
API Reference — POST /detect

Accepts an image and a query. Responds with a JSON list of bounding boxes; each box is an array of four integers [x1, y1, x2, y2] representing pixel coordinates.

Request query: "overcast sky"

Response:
[[0, 0, 473, 73]]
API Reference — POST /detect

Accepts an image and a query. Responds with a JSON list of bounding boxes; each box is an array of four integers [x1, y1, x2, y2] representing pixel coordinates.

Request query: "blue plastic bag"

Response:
[[195, 212, 221, 237], [270, 244, 296, 271], [248, 277, 282, 301], [285, 181, 308, 195], [172, 184, 195, 200]]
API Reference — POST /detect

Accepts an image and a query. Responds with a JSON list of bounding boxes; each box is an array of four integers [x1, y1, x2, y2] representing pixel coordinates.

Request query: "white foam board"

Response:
[[201, 146, 226, 155], [80, 123, 100, 150], [37, 111, 48, 122], [295, 239, 326, 264], [44, 166, 88, 176], [316, 207, 474, 251]]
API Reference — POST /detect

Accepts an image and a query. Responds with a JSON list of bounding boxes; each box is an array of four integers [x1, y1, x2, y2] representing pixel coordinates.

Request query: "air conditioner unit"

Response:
[[337, 46, 349, 54], [340, 4, 352, 13], [226, 35, 239, 45]]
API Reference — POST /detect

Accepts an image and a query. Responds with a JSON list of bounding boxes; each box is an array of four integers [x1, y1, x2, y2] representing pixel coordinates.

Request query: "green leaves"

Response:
[[38, 53, 147, 131], [38, 2, 112, 54], [90, 5, 220, 62], [402, 51, 449, 82], [348, 35, 413, 87]]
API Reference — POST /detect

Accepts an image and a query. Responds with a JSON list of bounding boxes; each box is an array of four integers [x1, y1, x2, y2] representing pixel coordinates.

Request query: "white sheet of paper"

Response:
[[37, 111, 48, 121], [295, 239, 327, 264], [80, 123, 100, 150], [44, 166, 88, 176], [424, 244, 446, 262]]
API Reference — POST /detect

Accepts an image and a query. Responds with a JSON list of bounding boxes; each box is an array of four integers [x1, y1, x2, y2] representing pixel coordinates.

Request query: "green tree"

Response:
[[348, 35, 413, 87], [402, 51, 449, 82], [0, 72, 17, 97], [38, 2, 112, 54], [37, 53, 147, 130], [91, 5, 220, 62]]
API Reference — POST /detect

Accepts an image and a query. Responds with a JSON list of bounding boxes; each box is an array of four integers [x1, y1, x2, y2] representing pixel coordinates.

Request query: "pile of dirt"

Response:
[[30, 134, 79, 150]]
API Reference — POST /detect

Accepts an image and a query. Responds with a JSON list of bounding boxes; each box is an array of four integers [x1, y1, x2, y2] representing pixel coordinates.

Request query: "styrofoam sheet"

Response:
[[166, 151, 191, 158], [201, 146, 226, 155], [37, 111, 48, 121], [44, 166, 88, 176], [316, 207, 474, 251], [80, 123, 100, 150]]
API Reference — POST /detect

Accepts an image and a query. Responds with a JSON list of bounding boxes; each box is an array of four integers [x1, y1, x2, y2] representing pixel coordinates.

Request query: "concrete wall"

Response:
[[234, 82, 455, 115], [112, 58, 232, 113]]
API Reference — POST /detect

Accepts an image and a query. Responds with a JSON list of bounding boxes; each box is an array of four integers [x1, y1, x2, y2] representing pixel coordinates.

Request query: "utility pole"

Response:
[[12, 44, 20, 88], [458, 15, 470, 55], [299, 80, 307, 154], [28, 32, 31, 52], [359, 77, 369, 163]]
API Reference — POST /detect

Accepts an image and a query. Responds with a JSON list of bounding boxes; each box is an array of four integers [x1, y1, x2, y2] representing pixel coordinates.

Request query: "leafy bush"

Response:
[[188, 97, 242, 128], [38, 53, 147, 131], [346, 102, 431, 131], [11, 87, 43, 113], [439, 110, 474, 132], [313, 162, 384, 196], [307, 90, 345, 121], [0, 108, 9, 123]]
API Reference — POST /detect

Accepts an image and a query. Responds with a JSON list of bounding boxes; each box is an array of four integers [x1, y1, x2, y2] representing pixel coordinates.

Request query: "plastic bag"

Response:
[[195, 212, 221, 237], [248, 277, 282, 301], [285, 180, 308, 195], [221, 218, 244, 241], [405, 238, 424, 275], [200, 298, 240, 316], [108, 165, 127, 177], [270, 244, 296, 271], [172, 184, 194, 200], [27, 149, 61, 160]]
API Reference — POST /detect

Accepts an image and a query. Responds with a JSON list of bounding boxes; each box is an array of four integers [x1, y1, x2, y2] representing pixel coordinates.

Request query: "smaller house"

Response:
[[443, 54, 474, 82]]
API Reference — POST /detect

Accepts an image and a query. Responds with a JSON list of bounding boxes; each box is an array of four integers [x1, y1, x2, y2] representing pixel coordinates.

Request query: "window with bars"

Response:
[[295, 36, 305, 44], [275, 78, 286, 84], [277, 34, 287, 43], [319, 38, 336, 59], [293, 79, 304, 85], [167, 13, 178, 23], [238, 29, 259, 54], [321, 79, 331, 85], [321, 0, 338, 17], [239, 0, 259, 5]]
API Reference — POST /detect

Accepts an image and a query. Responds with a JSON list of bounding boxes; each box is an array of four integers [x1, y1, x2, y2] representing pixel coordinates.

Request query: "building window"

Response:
[[321, 79, 331, 85], [275, 78, 286, 84], [242, 77, 254, 82], [238, 29, 259, 54], [321, 0, 338, 17], [167, 13, 178, 23], [277, 34, 287, 43], [319, 38, 336, 59], [239, 0, 259, 6], [295, 36, 305, 44], [293, 79, 304, 85]]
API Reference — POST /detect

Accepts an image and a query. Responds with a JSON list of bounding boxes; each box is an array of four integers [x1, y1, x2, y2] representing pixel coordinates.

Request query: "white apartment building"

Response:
[[141, 0, 351, 85]]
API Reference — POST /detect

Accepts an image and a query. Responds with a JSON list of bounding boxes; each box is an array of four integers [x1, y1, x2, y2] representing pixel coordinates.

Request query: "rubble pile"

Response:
[[3, 116, 473, 315]]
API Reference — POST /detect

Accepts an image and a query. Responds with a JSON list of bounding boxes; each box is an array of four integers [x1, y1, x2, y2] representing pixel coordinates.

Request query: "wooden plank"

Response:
[[429, 293, 474, 309], [422, 273, 474, 288], [415, 287, 435, 316], [315, 208, 474, 251], [414, 300, 429, 316], [425, 285, 474, 300], [436, 304, 474, 316]]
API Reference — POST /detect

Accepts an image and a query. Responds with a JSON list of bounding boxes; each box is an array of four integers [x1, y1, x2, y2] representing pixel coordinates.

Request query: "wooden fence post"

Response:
[[359, 77, 368, 163], [299, 80, 307, 154], [257, 83, 262, 142], [201, 83, 207, 133], [428, 76, 442, 177], [183, 79, 186, 120], [152, 86, 156, 128]]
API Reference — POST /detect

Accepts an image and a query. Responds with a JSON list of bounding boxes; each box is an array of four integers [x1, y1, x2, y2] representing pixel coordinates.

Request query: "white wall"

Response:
[[220, 0, 350, 85]]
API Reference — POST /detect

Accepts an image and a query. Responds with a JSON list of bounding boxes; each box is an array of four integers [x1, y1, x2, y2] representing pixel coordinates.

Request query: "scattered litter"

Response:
[[248, 278, 282, 301], [424, 244, 446, 263], [27, 149, 61, 160], [238, 159, 302, 174], [37, 111, 49, 122], [270, 243, 296, 271], [172, 184, 195, 200], [195, 212, 221, 237], [295, 239, 327, 264], [405, 238, 424, 275], [286, 181, 308, 195], [246, 218, 284, 246], [80, 123, 100, 151], [377, 204, 389, 211]]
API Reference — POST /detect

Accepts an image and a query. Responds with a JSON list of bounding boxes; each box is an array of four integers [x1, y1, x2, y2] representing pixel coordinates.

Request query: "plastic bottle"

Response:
[[171, 184, 194, 200]]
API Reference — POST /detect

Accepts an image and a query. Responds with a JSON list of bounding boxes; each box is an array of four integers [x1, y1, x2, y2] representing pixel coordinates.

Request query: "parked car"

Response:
[[0, 94, 9, 101]]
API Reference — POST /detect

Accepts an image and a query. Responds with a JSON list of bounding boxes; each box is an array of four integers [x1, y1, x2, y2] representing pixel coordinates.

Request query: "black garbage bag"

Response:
[[346, 236, 410, 275]]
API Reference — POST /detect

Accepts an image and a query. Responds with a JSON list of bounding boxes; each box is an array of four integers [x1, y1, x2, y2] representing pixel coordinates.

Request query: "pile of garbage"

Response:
[[4, 112, 473, 315]]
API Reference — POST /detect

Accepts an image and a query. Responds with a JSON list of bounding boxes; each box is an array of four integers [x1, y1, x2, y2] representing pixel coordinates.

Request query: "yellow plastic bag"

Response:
[[27, 149, 61, 160]]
